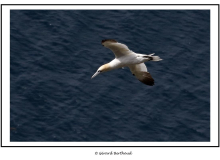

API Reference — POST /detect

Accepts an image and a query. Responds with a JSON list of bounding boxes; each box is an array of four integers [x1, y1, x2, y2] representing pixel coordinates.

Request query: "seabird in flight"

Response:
[[91, 39, 162, 86]]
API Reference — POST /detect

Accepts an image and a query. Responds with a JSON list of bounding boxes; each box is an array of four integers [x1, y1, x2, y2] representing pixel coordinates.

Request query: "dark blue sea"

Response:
[[10, 10, 210, 142]]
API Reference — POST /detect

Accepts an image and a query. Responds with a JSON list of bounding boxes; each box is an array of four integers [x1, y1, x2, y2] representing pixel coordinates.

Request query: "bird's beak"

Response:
[[91, 71, 100, 79]]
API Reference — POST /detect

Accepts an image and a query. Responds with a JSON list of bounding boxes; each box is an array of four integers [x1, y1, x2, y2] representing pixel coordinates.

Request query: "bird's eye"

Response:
[[98, 70, 102, 73]]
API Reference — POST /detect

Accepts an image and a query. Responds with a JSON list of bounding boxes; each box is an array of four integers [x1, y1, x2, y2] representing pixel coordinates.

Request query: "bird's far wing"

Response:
[[101, 39, 134, 58], [128, 63, 154, 86]]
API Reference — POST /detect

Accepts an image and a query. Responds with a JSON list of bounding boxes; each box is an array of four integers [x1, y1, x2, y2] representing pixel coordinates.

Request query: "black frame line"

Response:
[[1, 4, 219, 147]]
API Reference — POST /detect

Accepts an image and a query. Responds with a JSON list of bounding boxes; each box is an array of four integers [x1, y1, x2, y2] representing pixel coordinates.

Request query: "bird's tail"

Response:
[[143, 53, 163, 61]]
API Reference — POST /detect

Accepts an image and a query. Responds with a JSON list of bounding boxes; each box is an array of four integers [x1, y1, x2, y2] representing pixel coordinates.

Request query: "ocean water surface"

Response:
[[10, 10, 210, 142]]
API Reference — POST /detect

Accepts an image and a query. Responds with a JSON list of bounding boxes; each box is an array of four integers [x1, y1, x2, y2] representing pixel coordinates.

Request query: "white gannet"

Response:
[[91, 39, 162, 86]]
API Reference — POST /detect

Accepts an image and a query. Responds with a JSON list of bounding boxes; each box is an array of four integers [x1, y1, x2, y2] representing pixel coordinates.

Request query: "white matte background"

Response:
[[1, 1, 219, 159]]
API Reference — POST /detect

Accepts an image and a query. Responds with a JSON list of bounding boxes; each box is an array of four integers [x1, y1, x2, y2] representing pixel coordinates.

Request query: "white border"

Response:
[[2, 5, 219, 146]]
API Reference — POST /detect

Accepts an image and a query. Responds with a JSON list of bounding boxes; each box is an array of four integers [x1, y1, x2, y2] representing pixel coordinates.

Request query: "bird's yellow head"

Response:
[[91, 64, 111, 79]]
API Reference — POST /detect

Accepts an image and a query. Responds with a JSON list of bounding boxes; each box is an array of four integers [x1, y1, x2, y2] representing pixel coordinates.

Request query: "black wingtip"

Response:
[[139, 72, 155, 86], [101, 39, 117, 44]]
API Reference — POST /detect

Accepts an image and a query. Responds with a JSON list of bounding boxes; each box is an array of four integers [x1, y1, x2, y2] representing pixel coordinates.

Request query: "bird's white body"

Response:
[[109, 56, 138, 69], [92, 39, 162, 86], [108, 53, 153, 69]]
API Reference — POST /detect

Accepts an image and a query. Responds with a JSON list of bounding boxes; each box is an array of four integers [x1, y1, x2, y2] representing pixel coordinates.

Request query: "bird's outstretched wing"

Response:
[[128, 63, 154, 86], [101, 39, 134, 58]]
